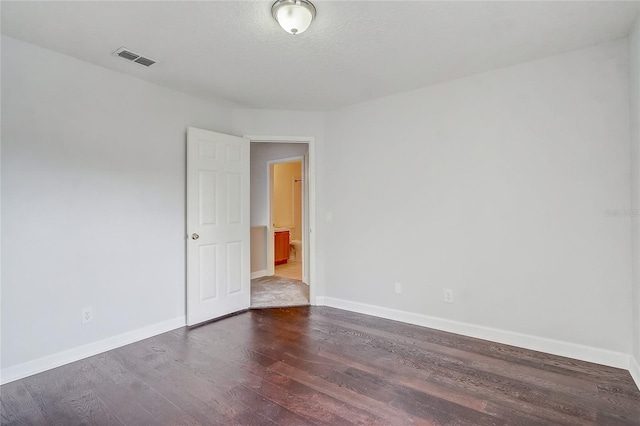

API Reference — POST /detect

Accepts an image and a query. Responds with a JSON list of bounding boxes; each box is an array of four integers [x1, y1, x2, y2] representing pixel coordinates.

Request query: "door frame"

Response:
[[246, 135, 317, 305], [267, 155, 306, 280]]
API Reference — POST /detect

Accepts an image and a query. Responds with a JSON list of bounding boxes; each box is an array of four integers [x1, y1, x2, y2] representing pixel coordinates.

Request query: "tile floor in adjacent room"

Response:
[[274, 260, 302, 280]]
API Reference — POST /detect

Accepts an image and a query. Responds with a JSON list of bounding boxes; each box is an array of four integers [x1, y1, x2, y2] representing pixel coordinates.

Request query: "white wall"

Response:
[[1, 36, 233, 370], [629, 15, 640, 368], [324, 40, 632, 355]]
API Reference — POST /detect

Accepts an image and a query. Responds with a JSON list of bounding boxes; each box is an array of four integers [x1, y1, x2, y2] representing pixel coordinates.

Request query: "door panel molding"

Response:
[[187, 127, 250, 326]]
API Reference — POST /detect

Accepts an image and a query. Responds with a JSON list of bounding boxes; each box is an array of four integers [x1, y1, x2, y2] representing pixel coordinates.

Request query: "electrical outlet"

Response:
[[81, 307, 93, 324], [443, 289, 453, 303], [326, 212, 333, 223], [394, 282, 402, 295]]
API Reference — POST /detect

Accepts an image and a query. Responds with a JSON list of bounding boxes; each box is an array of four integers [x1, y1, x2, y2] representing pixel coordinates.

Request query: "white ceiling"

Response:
[[2, 1, 639, 111]]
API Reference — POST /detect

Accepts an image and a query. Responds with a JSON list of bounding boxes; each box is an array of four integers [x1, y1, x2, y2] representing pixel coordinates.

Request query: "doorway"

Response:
[[247, 136, 316, 308], [271, 158, 304, 281]]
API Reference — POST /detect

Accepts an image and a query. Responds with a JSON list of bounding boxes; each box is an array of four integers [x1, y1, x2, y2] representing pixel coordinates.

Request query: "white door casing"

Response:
[[245, 135, 316, 304], [303, 151, 310, 284], [186, 127, 250, 326]]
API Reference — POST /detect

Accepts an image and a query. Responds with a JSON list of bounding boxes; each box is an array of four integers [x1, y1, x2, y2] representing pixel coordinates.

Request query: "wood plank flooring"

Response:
[[2, 306, 639, 425]]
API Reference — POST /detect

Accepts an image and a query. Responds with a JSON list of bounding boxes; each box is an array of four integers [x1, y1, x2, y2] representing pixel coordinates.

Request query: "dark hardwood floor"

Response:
[[2, 306, 639, 425]]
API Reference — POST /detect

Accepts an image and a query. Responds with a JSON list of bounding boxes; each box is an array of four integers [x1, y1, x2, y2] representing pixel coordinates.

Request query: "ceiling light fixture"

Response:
[[272, 0, 316, 35]]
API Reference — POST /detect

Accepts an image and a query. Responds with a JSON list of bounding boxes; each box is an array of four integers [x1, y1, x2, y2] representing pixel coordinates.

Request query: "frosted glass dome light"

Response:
[[272, 0, 316, 35]]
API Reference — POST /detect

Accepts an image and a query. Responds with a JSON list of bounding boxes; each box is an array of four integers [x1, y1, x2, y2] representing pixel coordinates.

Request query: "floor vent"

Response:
[[113, 47, 157, 67]]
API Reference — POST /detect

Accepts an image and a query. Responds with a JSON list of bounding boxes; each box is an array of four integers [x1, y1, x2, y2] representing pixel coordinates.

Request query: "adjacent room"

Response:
[[2, 1, 640, 424], [250, 141, 310, 308]]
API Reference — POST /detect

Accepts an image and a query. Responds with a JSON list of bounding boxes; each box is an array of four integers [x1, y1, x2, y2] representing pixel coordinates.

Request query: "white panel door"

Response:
[[186, 127, 250, 326]]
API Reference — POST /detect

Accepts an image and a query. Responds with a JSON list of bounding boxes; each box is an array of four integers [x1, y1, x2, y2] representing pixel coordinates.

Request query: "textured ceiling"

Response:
[[2, 1, 639, 111]]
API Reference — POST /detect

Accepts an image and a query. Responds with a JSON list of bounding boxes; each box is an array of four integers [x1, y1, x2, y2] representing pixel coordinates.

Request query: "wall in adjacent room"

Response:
[[1, 36, 233, 373], [250, 226, 267, 274], [324, 39, 632, 359], [273, 161, 303, 240], [250, 143, 307, 229]]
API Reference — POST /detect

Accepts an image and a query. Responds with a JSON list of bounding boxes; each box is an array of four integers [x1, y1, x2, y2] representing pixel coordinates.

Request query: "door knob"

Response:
[[191, 233, 200, 240]]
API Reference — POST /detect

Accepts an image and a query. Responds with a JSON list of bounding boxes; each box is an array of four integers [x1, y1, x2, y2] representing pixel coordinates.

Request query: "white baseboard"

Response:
[[317, 297, 629, 370], [3, 301, 636, 390], [251, 270, 268, 279], [0, 316, 186, 385], [314, 296, 327, 306], [630, 356, 640, 390]]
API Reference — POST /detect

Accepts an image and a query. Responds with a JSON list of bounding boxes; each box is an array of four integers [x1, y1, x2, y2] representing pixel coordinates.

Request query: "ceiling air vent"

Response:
[[113, 47, 157, 67]]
